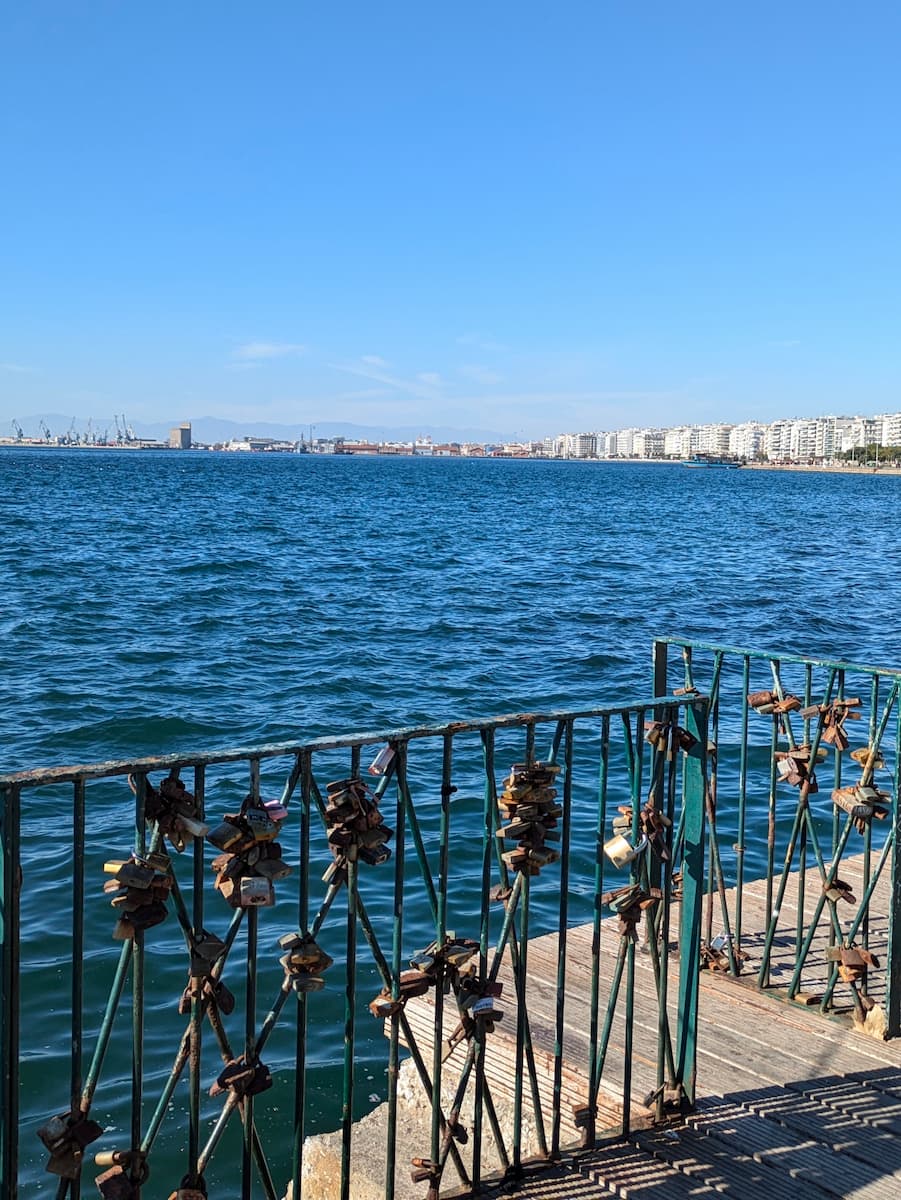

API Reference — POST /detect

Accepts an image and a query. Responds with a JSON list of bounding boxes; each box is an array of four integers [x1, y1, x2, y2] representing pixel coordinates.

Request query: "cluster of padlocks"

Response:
[[366, 933, 503, 1034], [749, 689, 890, 835], [601, 882, 661, 942], [323, 776, 392, 885], [643, 718, 697, 756], [103, 850, 172, 940], [495, 761, 561, 874], [208, 795, 291, 907], [143, 772, 209, 851]]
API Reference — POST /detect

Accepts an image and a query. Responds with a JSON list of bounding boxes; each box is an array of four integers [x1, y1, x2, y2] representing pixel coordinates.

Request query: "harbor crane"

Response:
[[11, 419, 24, 441], [39, 420, 52, 443]]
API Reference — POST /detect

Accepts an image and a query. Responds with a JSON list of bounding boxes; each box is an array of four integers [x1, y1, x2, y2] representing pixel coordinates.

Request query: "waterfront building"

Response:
[[880, 412, 901, 447], [169, 422, 192, 449], [563, 432, 597, 459], [632, 429, 664, 458], [728, 421, 766, 459]]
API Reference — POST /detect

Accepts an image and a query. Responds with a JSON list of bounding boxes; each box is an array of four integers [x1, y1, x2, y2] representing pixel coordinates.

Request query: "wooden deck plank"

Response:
[[391, 852, 901, 1198]]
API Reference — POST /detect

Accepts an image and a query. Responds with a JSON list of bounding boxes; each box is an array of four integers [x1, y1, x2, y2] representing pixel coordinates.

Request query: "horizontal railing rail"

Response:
[[1, 695, 709, 1199], [653, 638, 901, 1039]]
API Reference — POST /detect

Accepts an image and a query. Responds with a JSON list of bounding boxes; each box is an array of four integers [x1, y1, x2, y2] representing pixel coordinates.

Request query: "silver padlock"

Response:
[[603, 833, 648, 869]]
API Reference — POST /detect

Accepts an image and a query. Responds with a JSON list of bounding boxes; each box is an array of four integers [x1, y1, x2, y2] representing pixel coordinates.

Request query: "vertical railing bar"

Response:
[[652, 639, 669, 703], [243, 758, 260, 1200], [0, 783, 21, 1198], [586, 714, 608, 1150], [735, 656, 751, 959], [340, 856, 358, 1200], [622, 709, 645, 1138], [386, 742, 408, 1200], [188, 764, 205, 1187], [473, 727, 497, 1189], [551, 719, 574, 1157], [525, 722, 536, 765], [291, 751, 312, 1200], [676, 698, 708, 1105], [833, 669, 846, 856], [885, 690, 901, 1037], [657, 710, 680, 1097], [431, 734, 453, 1174], [131, 773, 147, 1198], [705, 654, 724, 950], [863, 674, 880, 966], [69, 779, 85, 1200]]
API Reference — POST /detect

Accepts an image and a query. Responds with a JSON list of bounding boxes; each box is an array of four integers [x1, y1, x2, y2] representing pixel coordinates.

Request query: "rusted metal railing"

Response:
[[653, 638, 901, 1038], [1, 695, 708, 1199]]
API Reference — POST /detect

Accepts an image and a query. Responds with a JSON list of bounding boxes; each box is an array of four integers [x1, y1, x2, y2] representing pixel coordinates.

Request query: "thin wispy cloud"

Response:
[[770, 339, 801, 349], [361, 354, 389, 367], [328, 361, 442, 401], [459, 365, 504, 386], [232, 341, 306, 360], [416, 371, 442, 387], [1, 362, 37, 373]]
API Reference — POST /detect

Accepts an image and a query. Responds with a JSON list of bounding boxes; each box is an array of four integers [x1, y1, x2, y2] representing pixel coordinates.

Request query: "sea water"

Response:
[[3, 449, 901, 1190]]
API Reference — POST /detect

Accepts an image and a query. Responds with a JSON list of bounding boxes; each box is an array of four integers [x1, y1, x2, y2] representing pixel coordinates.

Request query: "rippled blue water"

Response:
[[4, 448, 901, 1191]]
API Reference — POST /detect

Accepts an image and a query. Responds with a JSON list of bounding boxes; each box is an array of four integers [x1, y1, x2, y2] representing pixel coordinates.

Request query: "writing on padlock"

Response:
[[603, 832, 648, 869]]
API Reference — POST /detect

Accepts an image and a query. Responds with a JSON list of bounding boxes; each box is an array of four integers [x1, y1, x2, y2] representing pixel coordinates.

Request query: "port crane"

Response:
[[39, 420, 52, 443], [115, 413, 137, 444], [11, 420, 24, 441]]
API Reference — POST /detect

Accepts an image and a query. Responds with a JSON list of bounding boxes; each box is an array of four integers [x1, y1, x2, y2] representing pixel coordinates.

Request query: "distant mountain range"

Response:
[[5, 414, 512, 445]]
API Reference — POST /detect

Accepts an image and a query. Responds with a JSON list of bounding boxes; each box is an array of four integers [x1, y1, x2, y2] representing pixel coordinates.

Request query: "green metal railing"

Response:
[[654, 638, 901, 1038], [1, 695, 708, 1198]]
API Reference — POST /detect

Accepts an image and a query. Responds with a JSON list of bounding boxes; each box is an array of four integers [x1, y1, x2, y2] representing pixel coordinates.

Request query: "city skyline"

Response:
[[2, 4, 900, 436]]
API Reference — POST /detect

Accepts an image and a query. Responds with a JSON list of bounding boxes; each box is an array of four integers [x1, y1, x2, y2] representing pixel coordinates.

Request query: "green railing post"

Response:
[[676, 699, 708, 1105], [653, 639, 668, 700]]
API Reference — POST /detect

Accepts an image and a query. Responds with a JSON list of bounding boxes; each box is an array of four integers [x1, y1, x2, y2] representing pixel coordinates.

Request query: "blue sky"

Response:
[[2, 2, 899, 438]]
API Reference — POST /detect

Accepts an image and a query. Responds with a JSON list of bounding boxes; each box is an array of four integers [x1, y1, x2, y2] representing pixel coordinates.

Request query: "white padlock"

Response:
[[603, 833, 648, 869]]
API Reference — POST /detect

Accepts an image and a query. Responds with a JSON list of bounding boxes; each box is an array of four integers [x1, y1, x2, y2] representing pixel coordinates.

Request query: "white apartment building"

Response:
[[845, 416, 881, 450], [696, 424, 733, 455], [663, 427, 688, 457], [814, 416, 851, 460], [564, 432, 597, 458], [789, 419, 818, 461], [633, 429, 665, 458], [880, 412, 901, 447], [729, 422, 766, 459]]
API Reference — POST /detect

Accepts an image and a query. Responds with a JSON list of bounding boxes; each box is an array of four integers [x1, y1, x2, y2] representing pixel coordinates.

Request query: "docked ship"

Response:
[[682, 454, 742, 468]]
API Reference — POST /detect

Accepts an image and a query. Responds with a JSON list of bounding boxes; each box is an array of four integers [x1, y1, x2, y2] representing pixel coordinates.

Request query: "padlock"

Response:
[[748, 690, 777, 711], [207, 820, 247, 852], [189, 931, 227, 974], [239, 876, 274, 906], [368, 745, 395, 775], [95, 1165, 137, 1199], [38, 1111, 104, 1179], [210, 1056, 272, 1098], [603, 833, 647, 869], [851, 745, 886, 769], [410, 1157, 439, 1184], [243, 809, 280, 842]]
